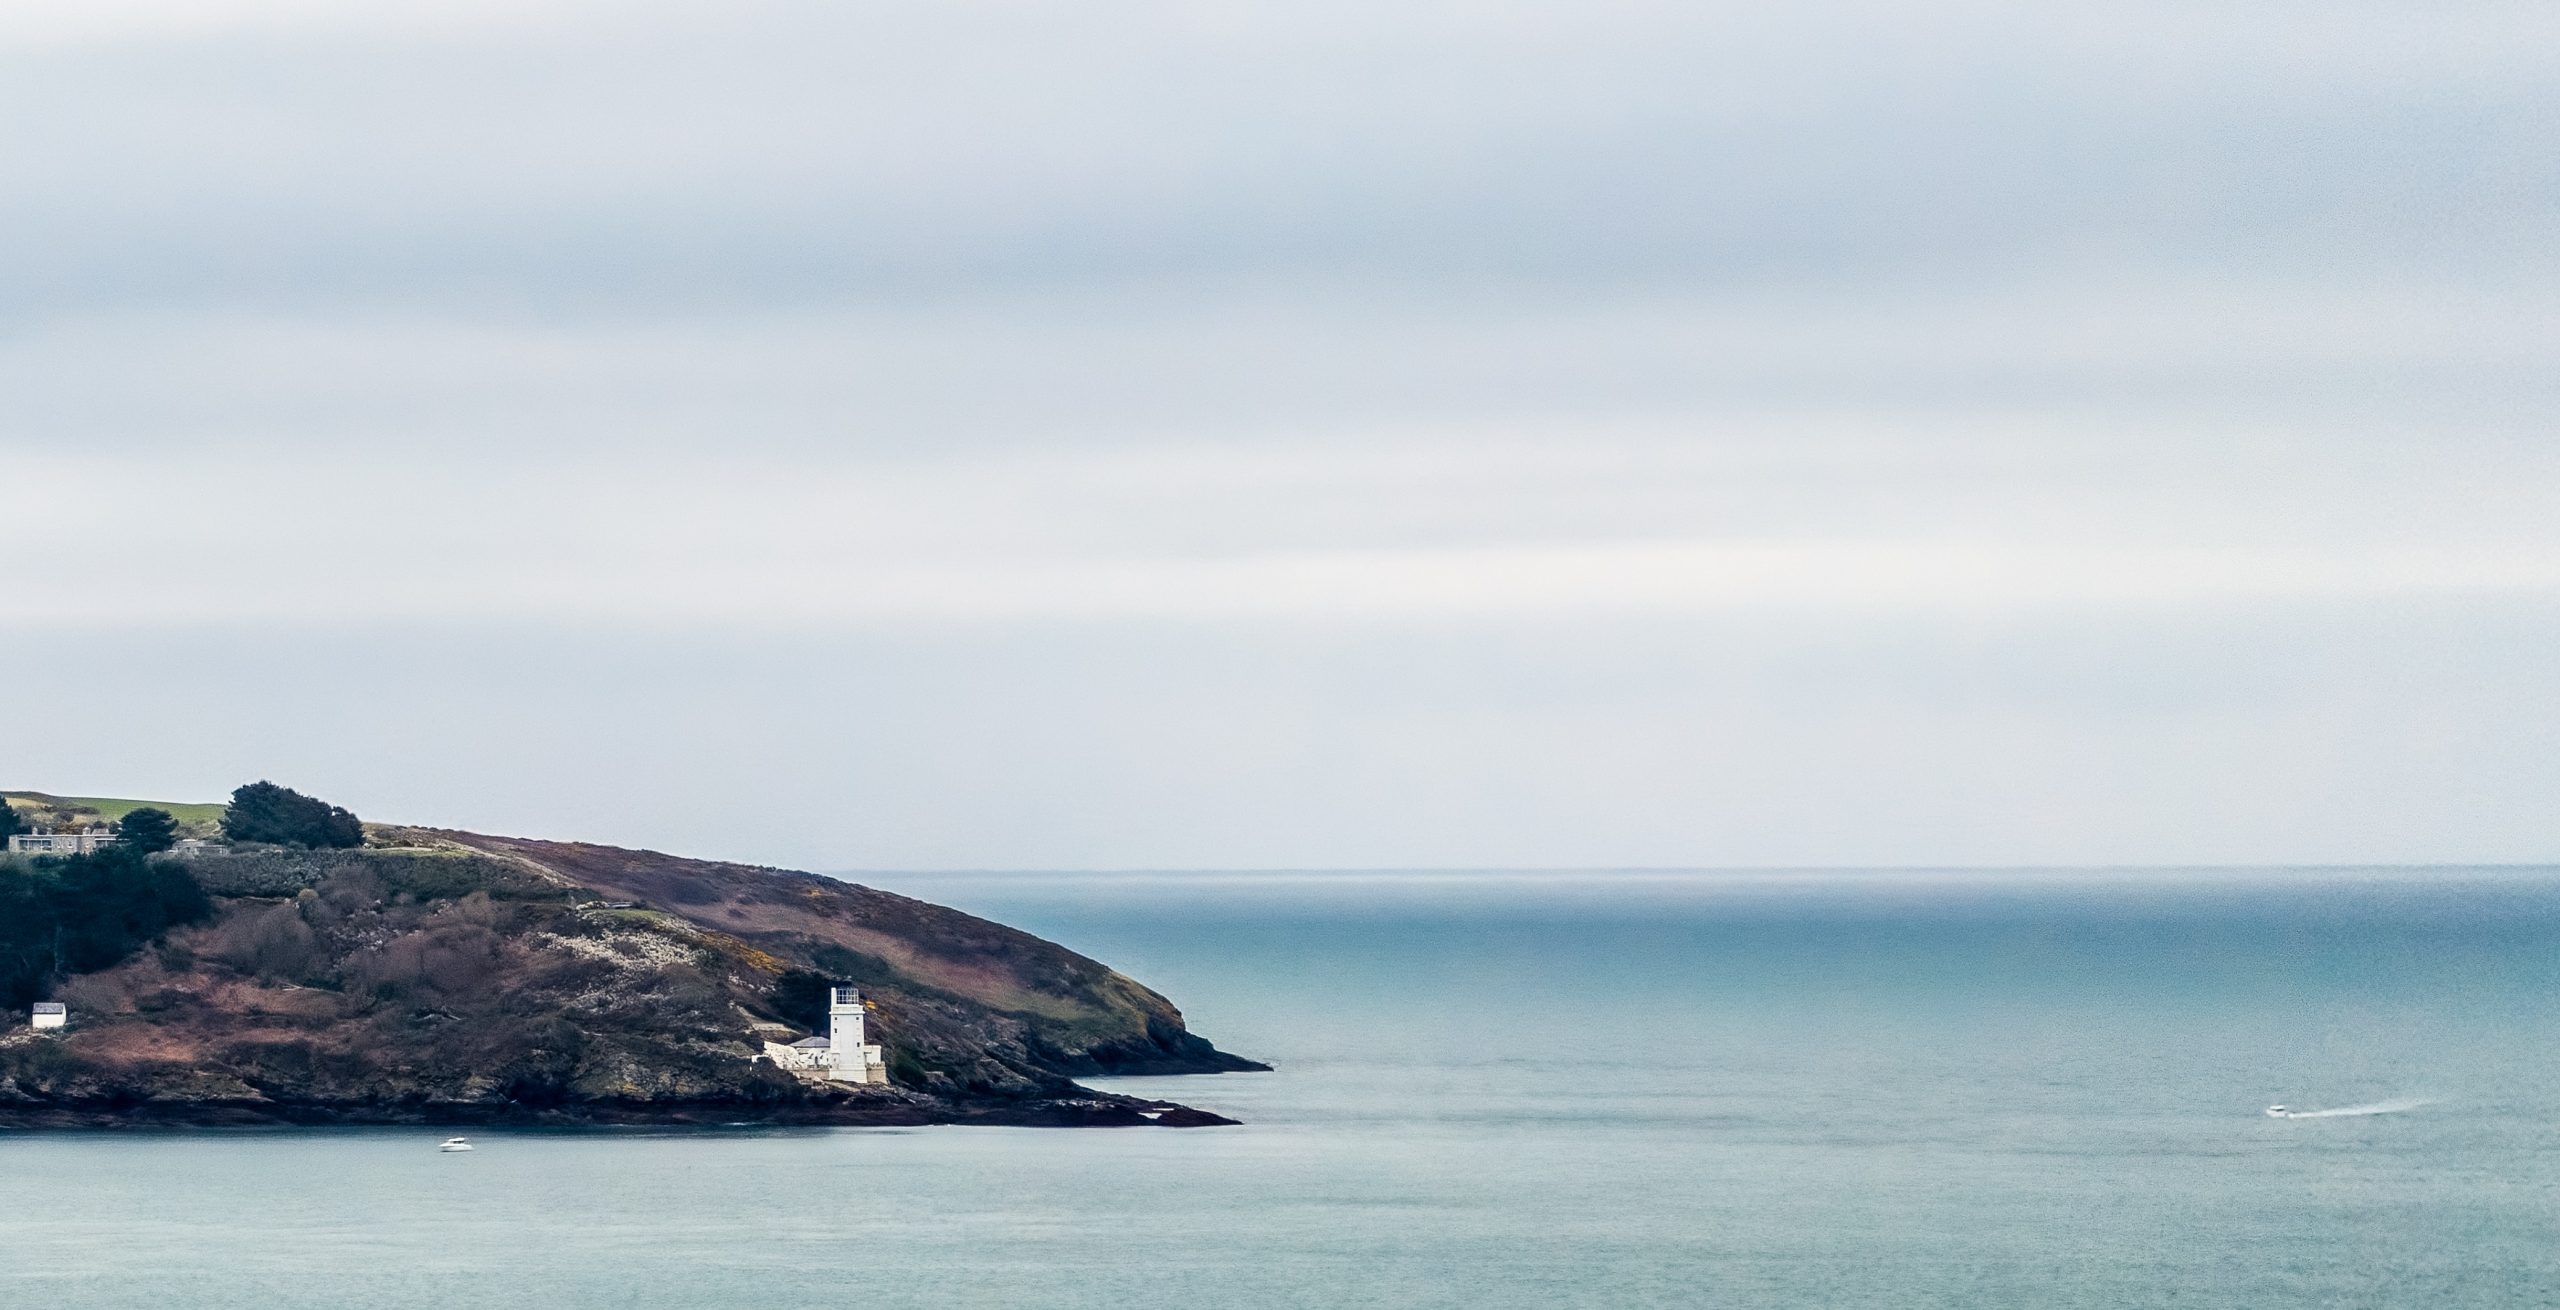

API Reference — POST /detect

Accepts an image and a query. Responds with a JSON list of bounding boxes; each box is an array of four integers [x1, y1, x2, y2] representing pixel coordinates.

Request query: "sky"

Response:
[[4, 0, 2556, 870]]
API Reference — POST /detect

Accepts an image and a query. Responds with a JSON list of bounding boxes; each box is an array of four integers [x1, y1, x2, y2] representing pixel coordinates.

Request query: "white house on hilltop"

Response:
[[30, 1003, 66, 1030], [8, 830, 116, 856], [757, 985, 887, 1086]]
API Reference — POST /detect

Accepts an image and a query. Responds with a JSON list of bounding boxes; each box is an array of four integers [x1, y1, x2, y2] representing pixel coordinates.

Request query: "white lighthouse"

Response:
[[826, 985, 888, 1085]]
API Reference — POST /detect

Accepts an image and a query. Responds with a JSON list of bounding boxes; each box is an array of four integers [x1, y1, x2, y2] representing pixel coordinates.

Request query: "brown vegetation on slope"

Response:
[[0, 836, 1260, 1128]]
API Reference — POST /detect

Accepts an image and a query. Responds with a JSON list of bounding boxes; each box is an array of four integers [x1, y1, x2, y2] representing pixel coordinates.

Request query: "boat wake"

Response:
[[2265, 1098, 2436, 1119]]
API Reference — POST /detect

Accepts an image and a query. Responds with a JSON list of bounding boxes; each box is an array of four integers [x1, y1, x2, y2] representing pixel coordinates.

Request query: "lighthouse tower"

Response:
[[827, 984, 886, 1085]]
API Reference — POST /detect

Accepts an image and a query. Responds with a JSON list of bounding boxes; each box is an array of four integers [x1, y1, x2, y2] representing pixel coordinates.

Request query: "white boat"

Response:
[[439, 1137, 475, 1152], [2264, 1105, 2291, 1118]]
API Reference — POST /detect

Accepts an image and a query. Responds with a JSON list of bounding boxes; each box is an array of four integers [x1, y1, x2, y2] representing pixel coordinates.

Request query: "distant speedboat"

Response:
[[439, 1137, 475, 1152], [2264, 1105, 2291, 1118]]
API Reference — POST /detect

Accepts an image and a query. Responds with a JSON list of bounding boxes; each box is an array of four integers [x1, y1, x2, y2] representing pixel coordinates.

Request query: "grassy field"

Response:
[[3, 792, 229, 828]]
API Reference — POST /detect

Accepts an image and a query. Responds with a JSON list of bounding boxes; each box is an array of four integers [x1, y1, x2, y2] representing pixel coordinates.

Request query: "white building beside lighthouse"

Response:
[[755, 983, 888, 1085]]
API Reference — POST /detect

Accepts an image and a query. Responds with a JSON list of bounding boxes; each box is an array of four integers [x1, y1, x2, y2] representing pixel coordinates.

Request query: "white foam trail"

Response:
[[2272, 1098, 2438, 1119]]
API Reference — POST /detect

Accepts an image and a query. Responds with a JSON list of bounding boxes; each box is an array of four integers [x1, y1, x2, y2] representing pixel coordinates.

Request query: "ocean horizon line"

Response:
[[848, 861, 2560, 881]]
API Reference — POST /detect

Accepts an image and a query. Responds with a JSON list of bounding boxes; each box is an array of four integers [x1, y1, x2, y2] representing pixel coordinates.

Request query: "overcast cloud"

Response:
[[4, 0, 2555, 868]]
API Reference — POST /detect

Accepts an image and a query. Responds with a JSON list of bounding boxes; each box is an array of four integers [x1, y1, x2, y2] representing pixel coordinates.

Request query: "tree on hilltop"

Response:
[[221, 782, 364, 849], [115, 807, 179, 856], [0, 801, 22, 842]]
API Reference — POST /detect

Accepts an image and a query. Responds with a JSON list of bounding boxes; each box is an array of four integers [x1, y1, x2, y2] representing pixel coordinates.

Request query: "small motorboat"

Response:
[[2264, 1105, 2291, 1118], [439, 1137, 475, 1152]]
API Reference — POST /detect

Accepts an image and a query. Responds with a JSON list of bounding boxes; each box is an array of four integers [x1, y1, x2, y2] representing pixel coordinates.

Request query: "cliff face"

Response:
[[0, 831, 1262, 1128]]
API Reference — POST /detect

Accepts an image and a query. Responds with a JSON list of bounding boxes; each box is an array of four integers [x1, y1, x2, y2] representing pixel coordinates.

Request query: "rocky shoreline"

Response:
[[0, 1090, 1241, 1131]]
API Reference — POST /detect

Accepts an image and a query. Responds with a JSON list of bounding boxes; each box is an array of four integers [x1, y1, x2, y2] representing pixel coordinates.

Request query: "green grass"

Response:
[[3, 792, 229, 827]]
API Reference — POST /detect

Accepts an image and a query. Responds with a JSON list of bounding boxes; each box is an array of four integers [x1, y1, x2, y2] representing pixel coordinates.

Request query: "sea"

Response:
[[8, 866, 2560, 1309]]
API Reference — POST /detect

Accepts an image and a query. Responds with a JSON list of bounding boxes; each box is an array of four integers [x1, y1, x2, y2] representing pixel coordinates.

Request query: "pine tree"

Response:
[[221, 782, 364, 849], [115, 807, 179, 856]]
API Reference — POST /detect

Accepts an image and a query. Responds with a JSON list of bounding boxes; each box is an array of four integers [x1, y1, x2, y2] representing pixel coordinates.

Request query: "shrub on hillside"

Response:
[[221, 782, 363, 849], [0, 801, 22, 842], [346, 898, 513, 1003], [208, 902, 329, 984], [772, 968, 837, 1034]]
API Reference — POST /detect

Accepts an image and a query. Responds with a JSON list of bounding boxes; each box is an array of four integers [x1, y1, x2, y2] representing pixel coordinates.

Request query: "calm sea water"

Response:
[[9, 867, 2560, 1308]]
